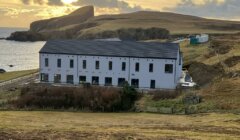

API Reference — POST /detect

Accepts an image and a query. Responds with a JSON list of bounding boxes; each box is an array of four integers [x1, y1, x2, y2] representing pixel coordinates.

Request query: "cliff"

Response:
[[30, 6, 94, 32], [7, 6, 240, 41]]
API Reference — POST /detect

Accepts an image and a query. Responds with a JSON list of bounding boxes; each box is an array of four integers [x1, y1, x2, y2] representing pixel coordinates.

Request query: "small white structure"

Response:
[[179, 70, 196, 87], [39, 40, 183, 89], [197, 34, 209, 43]]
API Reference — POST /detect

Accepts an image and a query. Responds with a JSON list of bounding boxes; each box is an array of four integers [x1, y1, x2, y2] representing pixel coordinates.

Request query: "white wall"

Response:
[[40, 52, 182, 89]]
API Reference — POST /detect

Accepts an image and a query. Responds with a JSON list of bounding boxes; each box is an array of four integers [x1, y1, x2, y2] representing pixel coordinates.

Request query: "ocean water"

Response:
[[0, 27, 45, 72]]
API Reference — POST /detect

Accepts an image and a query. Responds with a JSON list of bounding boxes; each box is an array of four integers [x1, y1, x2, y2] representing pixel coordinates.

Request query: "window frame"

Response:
[[109, 61, 113, 70], [40, 73, 49, 82], [92, 76, 99, 85], [95, 61, 100, 70], [70, 59, 74, 68], [150, 80, 155, 89], [131, 79, 139, 88], [118, 78, 126, 87], [83, 60, 87, 69], [54, 74, 61, 83], [135, 62, 139, 72], [66, 75, 74, 84], [45, 58, 48, 67], [122, 62, 126, 71], [57, 59, 61, 68], [165, 64, 173, 74], [105, 77, 112, 86], [79, 76, 86, 84], [149, 63, 153, 72]]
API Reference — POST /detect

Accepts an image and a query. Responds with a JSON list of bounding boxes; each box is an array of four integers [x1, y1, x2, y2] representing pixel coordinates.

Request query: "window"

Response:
[[131, 79, 139, 88], [96, 61, 99, 69], [135, 63, 139, 72], [79, 76, 86, 84], [57, 59, 61, 68], [109, 61, 112, 70], [149, 63, 153, 72], [45, 58, 48, 67], [40, 73, 48, 82], [92, 76, 99, 85], [150, 80, 155, 89], [122, 62, 126, 71], [118, 78, 126, 87], [105, 77, 112, 86], [70, 59, 74, 68], [165, 64, 173, 73], [66, 75, 74, 84], [83, 60, 86, 69], [54, 74, 61, 83]]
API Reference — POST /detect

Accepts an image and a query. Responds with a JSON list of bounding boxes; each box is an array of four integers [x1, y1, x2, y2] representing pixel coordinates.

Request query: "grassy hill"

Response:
[[137, 34, 240, 114], [81, 11, 240, 36], [7, 6, 240, 41]]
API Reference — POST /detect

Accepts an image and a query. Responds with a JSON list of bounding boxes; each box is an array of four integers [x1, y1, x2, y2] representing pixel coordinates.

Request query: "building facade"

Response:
[[39, 40, 182, 89]]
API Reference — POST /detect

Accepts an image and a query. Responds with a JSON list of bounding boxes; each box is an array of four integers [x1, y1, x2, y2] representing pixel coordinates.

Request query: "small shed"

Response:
[[190, 34, 209, 45]]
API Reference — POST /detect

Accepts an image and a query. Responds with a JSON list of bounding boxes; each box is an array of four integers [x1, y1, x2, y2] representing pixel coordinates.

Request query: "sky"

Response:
[[0, 0, 240, 28]]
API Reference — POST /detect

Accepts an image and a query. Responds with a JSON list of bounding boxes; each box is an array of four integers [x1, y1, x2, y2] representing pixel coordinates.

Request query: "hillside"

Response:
[[7, 6, 240, 41]]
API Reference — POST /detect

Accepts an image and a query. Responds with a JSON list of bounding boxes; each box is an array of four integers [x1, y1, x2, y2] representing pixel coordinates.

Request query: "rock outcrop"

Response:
[[30, 6, 94, 32], [6, 31, 46, 42]]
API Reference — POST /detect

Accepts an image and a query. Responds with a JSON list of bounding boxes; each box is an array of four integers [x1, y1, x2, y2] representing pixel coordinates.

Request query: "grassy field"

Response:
[[0, 69, 38, 82], [0, 111, 239, 139]]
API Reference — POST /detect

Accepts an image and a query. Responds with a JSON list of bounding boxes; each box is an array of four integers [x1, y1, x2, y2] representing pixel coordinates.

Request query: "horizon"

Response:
[[1, 0, 240, 28]]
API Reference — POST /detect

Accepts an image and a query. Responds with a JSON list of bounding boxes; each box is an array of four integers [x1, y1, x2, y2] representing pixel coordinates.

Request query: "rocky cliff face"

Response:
[[7, 6, 95, 41], [30, 6, 94, 32]]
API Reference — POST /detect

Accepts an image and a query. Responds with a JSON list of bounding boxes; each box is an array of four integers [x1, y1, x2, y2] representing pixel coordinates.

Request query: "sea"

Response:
[[0, 27, 45, 72]]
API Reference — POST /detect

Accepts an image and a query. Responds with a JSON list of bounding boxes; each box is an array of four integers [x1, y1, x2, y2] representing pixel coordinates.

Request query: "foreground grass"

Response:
[[0, 111, 239, 139], [0, 69, 38, 82]]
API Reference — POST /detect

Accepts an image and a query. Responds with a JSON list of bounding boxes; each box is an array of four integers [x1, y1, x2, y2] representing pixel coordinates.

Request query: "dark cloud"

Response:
[[48, 0, 64, 6], [21, 0, 63, 6], [20, 0, 145, 13], [72, 0, 144, 13], [166, 0, 240, 20]]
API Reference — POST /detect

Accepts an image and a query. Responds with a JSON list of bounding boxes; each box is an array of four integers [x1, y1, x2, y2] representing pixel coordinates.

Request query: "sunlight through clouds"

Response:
[[0, 0, 240, 27]]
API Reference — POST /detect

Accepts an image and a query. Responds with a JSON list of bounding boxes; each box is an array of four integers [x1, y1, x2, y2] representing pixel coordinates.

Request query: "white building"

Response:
[[39, 40, 182, 89]]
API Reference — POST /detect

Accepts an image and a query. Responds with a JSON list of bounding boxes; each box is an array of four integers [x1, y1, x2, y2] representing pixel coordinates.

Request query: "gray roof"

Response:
[[40, 40, 179, 59]]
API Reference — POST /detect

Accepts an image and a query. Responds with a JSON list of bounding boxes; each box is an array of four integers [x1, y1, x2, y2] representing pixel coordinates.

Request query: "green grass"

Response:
[[0, 69, 38, 82], [0, 111, 239, 139]]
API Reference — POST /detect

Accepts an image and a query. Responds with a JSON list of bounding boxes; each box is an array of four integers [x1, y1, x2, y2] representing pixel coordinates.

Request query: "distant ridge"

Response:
[[6, 6, 240, 41]]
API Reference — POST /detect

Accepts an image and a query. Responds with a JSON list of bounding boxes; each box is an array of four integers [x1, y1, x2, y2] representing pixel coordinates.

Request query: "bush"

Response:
[[79, 27, 170, 41], [117, 27, 169, 41], [149, 89, 181, 100], [11, 84, 140, 112]]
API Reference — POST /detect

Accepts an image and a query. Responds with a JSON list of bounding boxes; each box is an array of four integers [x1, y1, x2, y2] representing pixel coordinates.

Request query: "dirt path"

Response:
[[0, 73, 38, 90]]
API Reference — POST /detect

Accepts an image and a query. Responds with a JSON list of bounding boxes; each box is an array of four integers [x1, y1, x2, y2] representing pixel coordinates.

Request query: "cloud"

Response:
[[0, 7, 35, 18], [21, 0, 64, 6], [21, 0, 46, 5], [166, 0, 240, 20], [72, 0, 144, 13], [48, 0, 64, 6], [20, 0, 145, 13]]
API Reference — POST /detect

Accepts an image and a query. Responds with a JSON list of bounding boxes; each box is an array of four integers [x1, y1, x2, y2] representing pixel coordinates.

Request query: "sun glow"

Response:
[[61, 0, 78, 4]]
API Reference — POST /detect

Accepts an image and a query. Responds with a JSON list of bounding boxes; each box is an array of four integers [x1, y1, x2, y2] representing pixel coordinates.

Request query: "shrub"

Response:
[[149, 89, 181, 100], [12, 84, 139, 112]]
